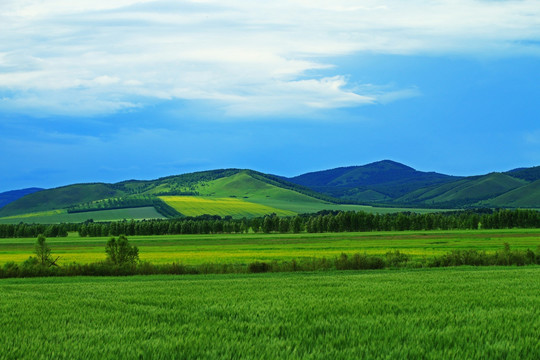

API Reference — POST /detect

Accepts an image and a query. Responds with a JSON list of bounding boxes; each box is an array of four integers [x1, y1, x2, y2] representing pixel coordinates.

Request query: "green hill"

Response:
[[2, 162, 539, 223], [395, 173, 529, 207], [0, 188, 44, 209], [0, 169, 385, 222], [0, 183, 125, 217], [506, 166, 540, 182], [287, 160, 461, 201], [479, 180, 540, 208]]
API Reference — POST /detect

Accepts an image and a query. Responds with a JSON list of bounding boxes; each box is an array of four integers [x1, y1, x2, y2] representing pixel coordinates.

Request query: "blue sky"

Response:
[[1, 0, 540, 192]]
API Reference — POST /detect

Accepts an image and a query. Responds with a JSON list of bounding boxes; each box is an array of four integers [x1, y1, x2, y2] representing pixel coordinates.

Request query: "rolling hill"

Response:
[[0, 169, 401, 223], [286, 160, 539, 209], [0, 188, 43, 209], [286, 160, 461, 202], [1, 161, 538, 224], [395, 173, 529, 207], [479, 180, 540, 208]]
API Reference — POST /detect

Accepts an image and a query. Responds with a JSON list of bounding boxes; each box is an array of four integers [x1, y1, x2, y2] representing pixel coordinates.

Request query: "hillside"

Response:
[[0, 184, 124, 216], [0, 188, 43, 209], [1, 161, 539, 223], [287, 160, 461, 201], [506, 166, 540, 182], [479, 180, 540, 208], [287, 161, 539, 209], [395, 173, 528, 207], [0, 169, 390, 223]]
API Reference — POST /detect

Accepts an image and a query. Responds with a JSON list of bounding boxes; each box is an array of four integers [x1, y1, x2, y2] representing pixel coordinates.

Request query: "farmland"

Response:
[[0, 207, 165, 225], [159, 196, 296, 218], [1, 229, 539, 266], [1, 267, 539, 359]]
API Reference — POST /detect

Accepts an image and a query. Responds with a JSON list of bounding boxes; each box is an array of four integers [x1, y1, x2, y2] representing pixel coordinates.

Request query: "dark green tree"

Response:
[[34, 234, 58, 266], [105, 235, 139, 265]]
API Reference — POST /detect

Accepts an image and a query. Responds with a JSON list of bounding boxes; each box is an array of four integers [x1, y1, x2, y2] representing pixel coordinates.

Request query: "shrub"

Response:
[[248, 261, 270, 273], [105, 235, 139, 265], [386, 250, 410, 267], [3, 262, 20, 278]]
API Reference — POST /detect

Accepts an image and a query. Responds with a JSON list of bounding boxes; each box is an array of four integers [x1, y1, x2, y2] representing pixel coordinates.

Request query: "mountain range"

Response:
[[284, 160, 540, 208], [0, 160, 538, 223]]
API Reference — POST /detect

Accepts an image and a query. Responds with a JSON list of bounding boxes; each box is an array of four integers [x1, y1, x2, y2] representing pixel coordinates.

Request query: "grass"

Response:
[[159, 196, 296, 218], [0, 207, 165, 225], [1, 267, 539, 359], [1, 229, 539, 266]]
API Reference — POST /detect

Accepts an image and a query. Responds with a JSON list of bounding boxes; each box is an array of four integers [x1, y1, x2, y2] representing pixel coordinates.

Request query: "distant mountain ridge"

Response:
[[1, 161, 539, 221], [0, 188, 44, 209], [286, 160, 462, 202], [285, 160, 539, 208]]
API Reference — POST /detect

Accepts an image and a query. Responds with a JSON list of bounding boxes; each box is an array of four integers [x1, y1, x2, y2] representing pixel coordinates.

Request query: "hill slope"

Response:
[[396, 173, 528, 207], [0, 184, 124, 217], [0, 169, 358, 221], [287, 160, 461, 202], [505, 166, 540, 182], [1, 161, 539, 222], [0, 188, 44, 209], [479, 179, 540, 208]]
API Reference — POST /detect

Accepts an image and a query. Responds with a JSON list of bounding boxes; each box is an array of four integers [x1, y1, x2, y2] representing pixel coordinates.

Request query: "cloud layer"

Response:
[[1, 0, 539, 117]]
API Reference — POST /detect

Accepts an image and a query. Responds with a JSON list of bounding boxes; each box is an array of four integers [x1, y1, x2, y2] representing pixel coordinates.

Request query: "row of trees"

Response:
[[75, 209, 540, 237], [0, 209, 538, 238], [67, 196, 180, 217]]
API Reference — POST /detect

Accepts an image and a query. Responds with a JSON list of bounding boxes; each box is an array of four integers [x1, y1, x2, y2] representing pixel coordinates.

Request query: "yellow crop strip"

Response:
[[159, 196, 296, 217]]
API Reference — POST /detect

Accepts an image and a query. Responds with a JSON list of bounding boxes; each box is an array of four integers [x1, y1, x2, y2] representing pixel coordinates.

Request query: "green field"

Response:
[[0, 207, 165, 225], [159, 196, 296, 218], [1, 267, 539, 359], [1, 229, 539, 266]]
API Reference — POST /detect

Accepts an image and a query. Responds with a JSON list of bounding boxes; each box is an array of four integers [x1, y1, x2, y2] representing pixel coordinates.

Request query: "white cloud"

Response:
[[1, 0, 539, 117]]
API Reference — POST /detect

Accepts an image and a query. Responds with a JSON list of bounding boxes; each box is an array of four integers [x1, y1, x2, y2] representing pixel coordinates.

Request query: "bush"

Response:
[[336, 253, 385, 270], [105, 235, 139, 265], [2, 262, 20, 278], [248, 261, 270, 273], [386, 250, 410, 267]]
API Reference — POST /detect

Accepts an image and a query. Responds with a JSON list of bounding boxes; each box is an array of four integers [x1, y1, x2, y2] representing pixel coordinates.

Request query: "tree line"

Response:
[[0, 209, 538, 238], [66, 196, 180, 217]]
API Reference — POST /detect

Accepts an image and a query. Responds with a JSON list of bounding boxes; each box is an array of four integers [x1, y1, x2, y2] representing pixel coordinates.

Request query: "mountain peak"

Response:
[[364, 160, 415, 171]]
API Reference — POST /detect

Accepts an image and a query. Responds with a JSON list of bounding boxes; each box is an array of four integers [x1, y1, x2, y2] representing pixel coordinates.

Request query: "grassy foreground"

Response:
[[1, 267, 539, 359], [1, 229, 539, 266]]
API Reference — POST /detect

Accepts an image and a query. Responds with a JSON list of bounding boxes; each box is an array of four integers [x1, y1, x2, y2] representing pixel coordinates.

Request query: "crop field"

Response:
[[159, 196, 296, 218], [1, 229, 539, 266], [0, 207, 165, 225], [1, 267, 539, 359]]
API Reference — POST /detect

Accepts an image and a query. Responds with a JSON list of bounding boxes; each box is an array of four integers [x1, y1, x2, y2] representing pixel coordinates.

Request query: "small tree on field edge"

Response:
[[34, 234, 59, 267], [105, 235, 139, 265]]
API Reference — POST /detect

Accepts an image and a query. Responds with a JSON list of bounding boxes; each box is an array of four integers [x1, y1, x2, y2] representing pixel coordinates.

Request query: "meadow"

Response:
[[159, 196, 296, 218], [1, 229, 539, 266], [1, 267, 539, 359], [0, 207, 165, 225]]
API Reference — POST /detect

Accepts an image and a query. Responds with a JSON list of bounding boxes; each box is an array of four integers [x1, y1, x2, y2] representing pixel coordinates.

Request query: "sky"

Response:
[[1, 0, 540, 192]]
